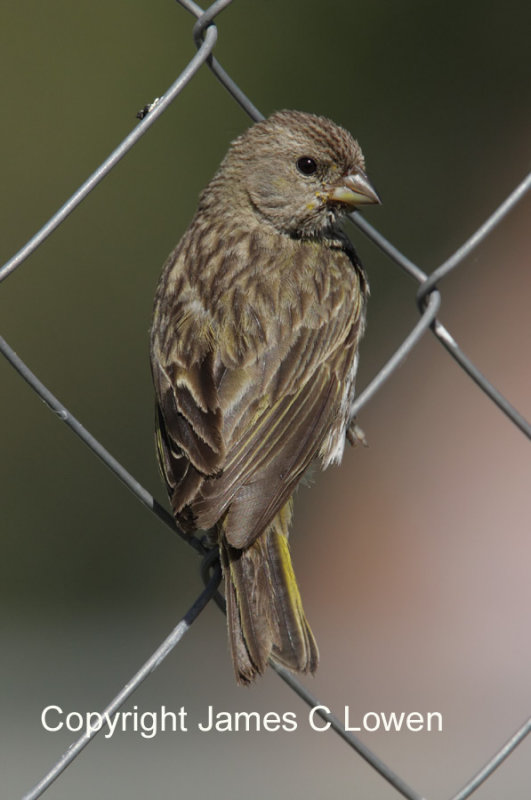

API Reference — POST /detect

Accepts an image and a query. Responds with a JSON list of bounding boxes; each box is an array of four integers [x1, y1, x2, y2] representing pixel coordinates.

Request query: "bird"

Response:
[[150, 110, 380, 685]]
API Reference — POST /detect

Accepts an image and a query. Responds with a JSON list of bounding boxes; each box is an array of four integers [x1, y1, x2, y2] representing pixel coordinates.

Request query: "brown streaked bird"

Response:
[[150, 110, 380, 684]]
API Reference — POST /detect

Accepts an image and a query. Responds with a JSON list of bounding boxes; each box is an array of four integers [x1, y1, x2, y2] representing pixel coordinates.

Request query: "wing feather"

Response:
[[151, 231, 366, 542]]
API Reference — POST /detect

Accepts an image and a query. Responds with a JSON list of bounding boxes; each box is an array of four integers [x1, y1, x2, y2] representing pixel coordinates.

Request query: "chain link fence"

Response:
[[2, 1, 530, 798]]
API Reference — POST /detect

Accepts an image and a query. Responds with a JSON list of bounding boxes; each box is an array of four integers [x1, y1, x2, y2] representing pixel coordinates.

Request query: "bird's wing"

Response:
[[197, 315, 361, 548], [152, 244, 365, 547]]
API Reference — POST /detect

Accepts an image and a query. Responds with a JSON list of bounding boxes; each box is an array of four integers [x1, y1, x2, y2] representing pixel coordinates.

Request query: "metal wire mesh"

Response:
[[2, 1, 530, 798]]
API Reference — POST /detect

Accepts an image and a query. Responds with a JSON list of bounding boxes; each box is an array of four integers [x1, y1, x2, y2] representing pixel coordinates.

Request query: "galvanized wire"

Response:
[[2, 0, 530, 798]]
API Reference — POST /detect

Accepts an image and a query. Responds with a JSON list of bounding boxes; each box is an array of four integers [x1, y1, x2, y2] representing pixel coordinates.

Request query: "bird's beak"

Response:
[[327, 168, 381, 207]]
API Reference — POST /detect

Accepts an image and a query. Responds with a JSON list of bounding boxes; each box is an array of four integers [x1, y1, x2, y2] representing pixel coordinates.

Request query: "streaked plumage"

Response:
[[150, 110, 379, 684]]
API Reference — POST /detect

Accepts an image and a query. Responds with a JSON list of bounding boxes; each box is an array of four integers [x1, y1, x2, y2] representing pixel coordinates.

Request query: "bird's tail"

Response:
[[220, 503, 319, 685]]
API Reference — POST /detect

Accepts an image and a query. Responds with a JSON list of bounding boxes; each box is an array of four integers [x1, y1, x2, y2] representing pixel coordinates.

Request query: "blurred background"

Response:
[[1, 0, 530, 797]]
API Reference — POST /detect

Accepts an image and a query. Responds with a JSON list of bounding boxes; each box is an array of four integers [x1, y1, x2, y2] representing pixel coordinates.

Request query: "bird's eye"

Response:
[[296, 156, 317, 176]]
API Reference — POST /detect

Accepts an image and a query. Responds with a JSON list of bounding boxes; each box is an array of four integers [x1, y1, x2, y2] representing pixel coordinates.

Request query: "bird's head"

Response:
[[220, 109, 380, 238]]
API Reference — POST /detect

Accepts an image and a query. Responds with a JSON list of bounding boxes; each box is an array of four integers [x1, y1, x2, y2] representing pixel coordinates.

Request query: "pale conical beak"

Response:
[[327, 168, 381, 207]]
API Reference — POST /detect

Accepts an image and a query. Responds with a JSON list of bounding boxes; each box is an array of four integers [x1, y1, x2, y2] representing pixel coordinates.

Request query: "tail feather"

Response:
[[221, 505, 319, 685]]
